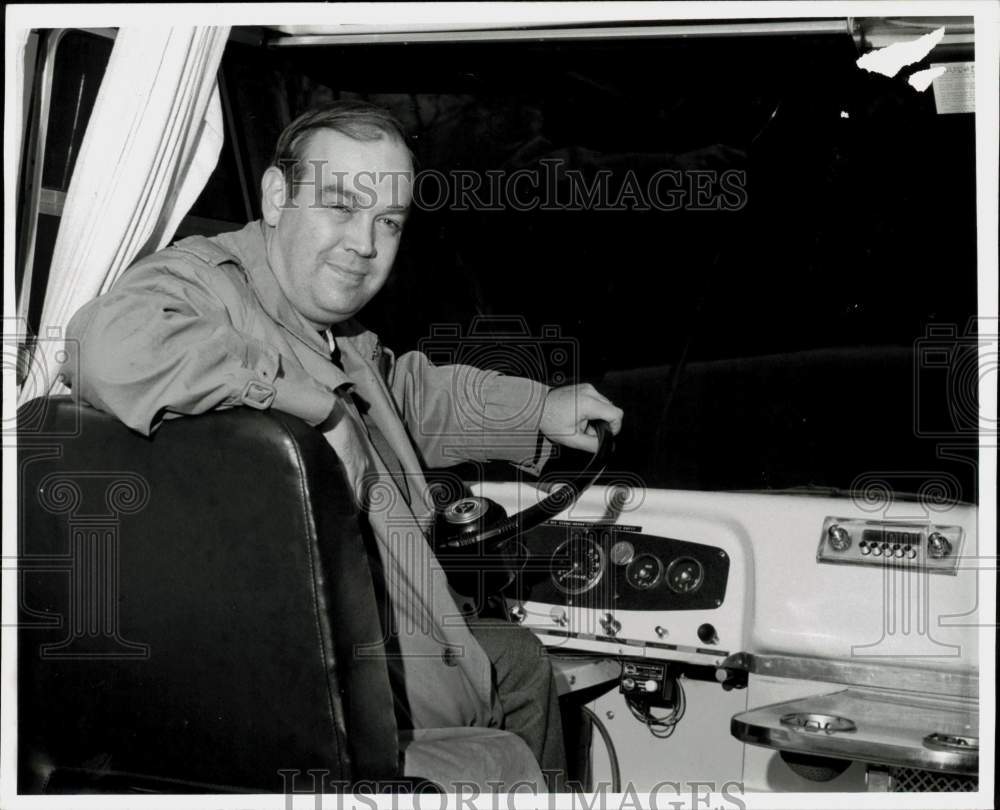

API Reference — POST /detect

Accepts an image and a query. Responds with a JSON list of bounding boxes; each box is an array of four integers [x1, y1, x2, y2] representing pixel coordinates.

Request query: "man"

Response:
[[62, 101, 623, 788]]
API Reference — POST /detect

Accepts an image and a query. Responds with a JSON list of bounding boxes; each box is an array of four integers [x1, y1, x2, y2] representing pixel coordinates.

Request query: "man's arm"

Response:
[[62, 257, 335, 435], [387, 349, 551, 472], [386, 350, 623, 472]]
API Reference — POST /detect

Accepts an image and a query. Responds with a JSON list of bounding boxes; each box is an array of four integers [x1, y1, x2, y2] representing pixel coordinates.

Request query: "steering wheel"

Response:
[[432, 420, 614, 595]]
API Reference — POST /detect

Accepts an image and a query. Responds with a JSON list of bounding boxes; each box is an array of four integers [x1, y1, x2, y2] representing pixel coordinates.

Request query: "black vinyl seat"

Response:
[[16, 397, 540, 794]]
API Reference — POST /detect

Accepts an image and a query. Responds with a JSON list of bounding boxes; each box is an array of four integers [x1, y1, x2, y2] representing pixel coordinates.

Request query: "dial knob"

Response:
[[600, 613, 621, 636], [622, 677, 635, 690], [827, 524, 851, 552], [509, 604, 526, 623], [928, 532, 952, 559]]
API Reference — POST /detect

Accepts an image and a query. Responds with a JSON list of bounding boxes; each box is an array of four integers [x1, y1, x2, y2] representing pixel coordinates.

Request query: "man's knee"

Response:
[[471, 620, 552, 685]]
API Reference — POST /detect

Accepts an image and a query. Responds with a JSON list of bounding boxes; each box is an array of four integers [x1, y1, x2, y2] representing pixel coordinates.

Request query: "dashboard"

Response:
[[469, 481, 980, 673]]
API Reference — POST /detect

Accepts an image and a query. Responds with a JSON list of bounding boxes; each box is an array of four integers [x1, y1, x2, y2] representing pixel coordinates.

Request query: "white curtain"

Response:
[[17, 25, 230, 405]]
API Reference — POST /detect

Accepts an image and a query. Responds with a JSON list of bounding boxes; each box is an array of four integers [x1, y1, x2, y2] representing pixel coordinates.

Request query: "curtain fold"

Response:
[[18, 25, 230, 405]]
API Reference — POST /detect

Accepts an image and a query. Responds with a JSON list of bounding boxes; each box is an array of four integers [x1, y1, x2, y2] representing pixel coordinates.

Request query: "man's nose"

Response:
[[344, 215, 377, 259]]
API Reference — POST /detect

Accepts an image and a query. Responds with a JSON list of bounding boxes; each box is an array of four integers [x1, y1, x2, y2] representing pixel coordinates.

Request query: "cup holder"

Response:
[[779, 712, 857, 734]]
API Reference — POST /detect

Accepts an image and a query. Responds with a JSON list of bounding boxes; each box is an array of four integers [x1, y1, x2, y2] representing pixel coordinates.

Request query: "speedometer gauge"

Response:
[[551, 532, 605, 594]]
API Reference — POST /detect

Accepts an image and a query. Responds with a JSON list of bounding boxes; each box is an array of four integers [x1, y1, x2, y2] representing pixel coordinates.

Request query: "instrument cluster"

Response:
[[511, 520, 729, 612]]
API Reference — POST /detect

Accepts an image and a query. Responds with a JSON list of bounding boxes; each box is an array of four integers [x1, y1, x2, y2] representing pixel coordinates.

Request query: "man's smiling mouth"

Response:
[[326, 263, 367, 283]]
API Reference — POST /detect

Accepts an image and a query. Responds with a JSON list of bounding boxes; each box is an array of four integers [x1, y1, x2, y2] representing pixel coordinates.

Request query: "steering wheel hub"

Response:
[[432, 420, 614, 598], [443, 496, 493, 525]]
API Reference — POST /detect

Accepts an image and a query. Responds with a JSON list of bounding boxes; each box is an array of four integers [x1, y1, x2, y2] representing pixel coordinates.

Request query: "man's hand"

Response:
[[540, 384, 624, 453]]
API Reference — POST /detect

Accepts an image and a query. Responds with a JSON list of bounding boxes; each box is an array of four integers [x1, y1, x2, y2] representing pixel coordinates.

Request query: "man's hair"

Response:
[[270, 100, 410, 189]]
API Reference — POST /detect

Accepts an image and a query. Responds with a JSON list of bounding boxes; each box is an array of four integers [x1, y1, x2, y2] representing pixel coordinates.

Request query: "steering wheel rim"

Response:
[[436, 419, 614, 551]]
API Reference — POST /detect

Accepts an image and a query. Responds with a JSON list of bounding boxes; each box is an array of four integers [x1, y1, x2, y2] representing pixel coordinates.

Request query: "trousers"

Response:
[[469, 618, 567, 791]]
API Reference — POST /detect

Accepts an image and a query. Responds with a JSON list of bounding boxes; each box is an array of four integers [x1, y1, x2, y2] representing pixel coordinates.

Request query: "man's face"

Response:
[[261, 128, 413, 330]]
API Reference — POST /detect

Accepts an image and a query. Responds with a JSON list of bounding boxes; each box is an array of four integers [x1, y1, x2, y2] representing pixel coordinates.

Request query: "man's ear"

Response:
[[261, 167, 288, 226]]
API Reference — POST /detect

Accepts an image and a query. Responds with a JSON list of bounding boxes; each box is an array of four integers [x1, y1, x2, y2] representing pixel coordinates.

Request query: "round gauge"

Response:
[[625, 554, 663, 590], [551, 533, 605, 594], [666, 557, 705, 594], [609, 540, 636, 566]]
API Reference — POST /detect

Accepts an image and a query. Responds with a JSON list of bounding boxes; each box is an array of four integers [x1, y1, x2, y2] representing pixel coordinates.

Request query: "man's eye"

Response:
[[325, 203, 353, 214], [379, 217, 403, 234]]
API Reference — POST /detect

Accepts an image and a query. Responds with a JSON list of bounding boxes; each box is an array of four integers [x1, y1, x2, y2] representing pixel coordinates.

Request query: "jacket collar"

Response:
[[215, 221, 341, 362]]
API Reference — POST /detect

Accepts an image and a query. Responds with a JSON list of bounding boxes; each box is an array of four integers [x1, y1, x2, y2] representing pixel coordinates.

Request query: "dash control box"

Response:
[[620, 660, 675, 707]]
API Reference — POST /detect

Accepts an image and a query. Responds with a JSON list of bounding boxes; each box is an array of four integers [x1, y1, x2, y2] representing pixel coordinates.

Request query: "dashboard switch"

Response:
[[697, 623, 719, 646], [600, 613, 621, 637]]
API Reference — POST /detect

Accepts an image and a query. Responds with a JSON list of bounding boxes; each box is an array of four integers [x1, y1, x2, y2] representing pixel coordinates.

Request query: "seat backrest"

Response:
[[17, 397, 399, 793]]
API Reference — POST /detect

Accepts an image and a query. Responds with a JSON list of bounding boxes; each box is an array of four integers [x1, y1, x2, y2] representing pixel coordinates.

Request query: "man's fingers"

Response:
[[539, 383, 624, 449], [580, 394, 624, 435]]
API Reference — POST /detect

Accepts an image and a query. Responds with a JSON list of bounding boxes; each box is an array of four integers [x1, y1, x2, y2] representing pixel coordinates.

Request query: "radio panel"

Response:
[[817, 517, 964, 574]]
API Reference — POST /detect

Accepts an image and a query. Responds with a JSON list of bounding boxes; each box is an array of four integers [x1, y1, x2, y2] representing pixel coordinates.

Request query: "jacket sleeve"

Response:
[[61, 255, 336, 435], [386, 348, 553, 474]]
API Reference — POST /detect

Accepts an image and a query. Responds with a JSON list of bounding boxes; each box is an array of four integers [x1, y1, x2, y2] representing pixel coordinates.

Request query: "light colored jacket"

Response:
[[63, 221, 552, 730]]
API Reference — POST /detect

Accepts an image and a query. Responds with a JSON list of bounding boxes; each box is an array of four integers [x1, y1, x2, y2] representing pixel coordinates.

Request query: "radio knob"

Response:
[[827, 524, 852, 552], [643, 680, 659, 693], [622, 677, 635, 690], [871, 545, 883, 557], [928, 532, 952, 559], [860, 542, 871, 556]]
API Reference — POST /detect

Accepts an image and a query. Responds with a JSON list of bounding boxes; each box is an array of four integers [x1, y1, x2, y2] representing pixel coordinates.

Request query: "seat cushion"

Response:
[[400, 728, 545, 793]]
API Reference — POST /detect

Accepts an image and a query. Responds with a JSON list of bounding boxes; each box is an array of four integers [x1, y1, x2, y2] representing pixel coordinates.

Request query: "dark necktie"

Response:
[[330, 340, 411, 506]]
